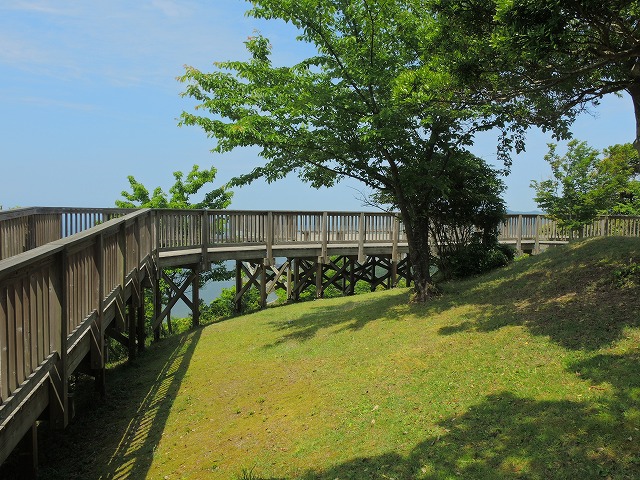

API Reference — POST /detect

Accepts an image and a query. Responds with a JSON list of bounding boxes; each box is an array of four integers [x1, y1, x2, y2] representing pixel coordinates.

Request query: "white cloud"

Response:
[[0, 1, 78, 16], [149, 0, 192, 18]]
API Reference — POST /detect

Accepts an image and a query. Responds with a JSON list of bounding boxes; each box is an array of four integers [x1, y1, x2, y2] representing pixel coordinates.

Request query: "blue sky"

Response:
[[1, 0, 635, 213]]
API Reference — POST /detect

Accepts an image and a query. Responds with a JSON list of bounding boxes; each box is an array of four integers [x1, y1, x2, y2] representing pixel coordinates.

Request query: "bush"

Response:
[[199, 286, 261, 324], [438, 238, 515, 279]]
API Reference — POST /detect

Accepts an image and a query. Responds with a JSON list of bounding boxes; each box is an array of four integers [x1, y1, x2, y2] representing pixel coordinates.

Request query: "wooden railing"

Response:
[[5, 208, 640, 259], [499, 214, 640, 252], [5, 209, 640, 263], [156, 210, 405, 249], [0, 209, 155, 462], [0, 207, 134, 260], [3, 207, 640, 466]]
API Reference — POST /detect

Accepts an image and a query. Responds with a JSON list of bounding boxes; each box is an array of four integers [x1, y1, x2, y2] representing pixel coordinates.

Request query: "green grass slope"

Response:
[[39, 237, 640, 479]]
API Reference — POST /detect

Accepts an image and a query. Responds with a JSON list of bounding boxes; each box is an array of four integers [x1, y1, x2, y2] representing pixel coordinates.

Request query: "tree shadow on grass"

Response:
[[438, 238, 640, 351], [287, 349, 640, 480], [37, 329, 202, 480], [264, 289, 451, 347]]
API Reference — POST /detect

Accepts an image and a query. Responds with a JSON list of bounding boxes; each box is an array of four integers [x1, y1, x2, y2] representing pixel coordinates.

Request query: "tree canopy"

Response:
[[433, 0, 640, 151], [179, 0, 519, 301]]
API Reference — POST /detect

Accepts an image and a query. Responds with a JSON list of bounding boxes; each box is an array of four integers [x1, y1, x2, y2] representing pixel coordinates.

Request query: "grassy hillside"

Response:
[[39, 237, 640, 479]]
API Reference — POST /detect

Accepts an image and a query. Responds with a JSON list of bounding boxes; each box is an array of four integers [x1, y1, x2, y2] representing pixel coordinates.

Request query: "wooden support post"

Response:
[[516, 214, 523, 253], [260, 261, 267, 308], [316, 258, 323, 298], [127, 300, 136, 361], [137, 302, 145, 353], [293, 258, 300, 301], [286, 257, 293, 301], [153, 273, 162, 341], [13, 422, 38, 479], [235, 260, 242, 313], [192, 266, 200, 327], [349, 256, 356, 295]]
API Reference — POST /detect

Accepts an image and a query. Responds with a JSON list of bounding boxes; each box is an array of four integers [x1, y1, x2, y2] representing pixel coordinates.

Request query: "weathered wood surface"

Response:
[[2, 207, 640, 467], [0, 207, 134, 260], [0, 209, 154, 465], [6, 208, 640, 263]]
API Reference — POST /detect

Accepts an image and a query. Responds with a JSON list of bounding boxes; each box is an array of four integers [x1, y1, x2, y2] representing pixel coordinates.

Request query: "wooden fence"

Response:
[[2, 207, 640, 469], [0, 209, 155, 465], [0, 207, 134, 260]]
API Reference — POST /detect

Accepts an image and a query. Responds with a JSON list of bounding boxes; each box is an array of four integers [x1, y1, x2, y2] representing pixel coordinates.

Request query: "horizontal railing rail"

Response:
[[0, 207, 135, 260], [6, 208, 640, 263]]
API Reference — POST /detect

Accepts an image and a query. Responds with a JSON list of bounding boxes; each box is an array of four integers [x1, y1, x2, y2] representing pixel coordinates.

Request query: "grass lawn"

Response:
[[38, 237, 640, 479]]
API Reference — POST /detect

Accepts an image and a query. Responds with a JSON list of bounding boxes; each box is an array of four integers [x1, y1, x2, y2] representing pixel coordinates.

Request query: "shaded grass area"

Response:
[[38, 237, 640, 479]]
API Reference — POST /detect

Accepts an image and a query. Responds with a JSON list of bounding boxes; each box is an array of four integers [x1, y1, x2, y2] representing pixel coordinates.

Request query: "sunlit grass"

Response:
[[40, 237, 640, 479]]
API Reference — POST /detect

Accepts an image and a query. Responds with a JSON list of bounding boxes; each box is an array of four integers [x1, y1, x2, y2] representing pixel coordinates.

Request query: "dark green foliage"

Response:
[[437, 234, 515, 280], [199, 286, 261, 324], [613, 262, 640, 289]]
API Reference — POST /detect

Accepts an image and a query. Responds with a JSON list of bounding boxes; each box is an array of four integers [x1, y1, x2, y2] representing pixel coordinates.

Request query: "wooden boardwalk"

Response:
[[1, 206, 640, 474]]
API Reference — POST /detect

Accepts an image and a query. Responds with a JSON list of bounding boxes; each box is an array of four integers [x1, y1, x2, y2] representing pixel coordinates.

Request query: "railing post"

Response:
[[119, 223, 127, 289], [266, 212, 274, 266], [534, 215, 540, 254], [516, 214, 523, 253], [49, 250, 68, 430], [321, 212, 328, 264], [201, 210, 210, 271], [27, 214, 36, 251], [358, 212, 366, 264], [92, 233, 106, 395]]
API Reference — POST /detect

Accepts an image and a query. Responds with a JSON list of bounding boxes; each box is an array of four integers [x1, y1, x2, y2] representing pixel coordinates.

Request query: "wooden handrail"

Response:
[[2, 206, 640, 465], [5, 208, 640, 262], [0, 209, 155, 463]]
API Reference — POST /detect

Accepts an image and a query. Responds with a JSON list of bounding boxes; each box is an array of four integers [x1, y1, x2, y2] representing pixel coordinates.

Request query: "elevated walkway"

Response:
[[1, 207, 639, 474]]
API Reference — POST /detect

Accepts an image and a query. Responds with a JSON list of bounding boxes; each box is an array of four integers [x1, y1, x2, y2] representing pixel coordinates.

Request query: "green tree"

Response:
[[116, 164, 232, 210], [531, 140, 640, 233], [178, 1, 521, 302], [434, 0, 640, 151], [117, 165, 234, 333]]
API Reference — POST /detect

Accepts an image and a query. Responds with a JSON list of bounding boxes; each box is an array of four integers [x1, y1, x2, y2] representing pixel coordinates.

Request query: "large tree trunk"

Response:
[[398, 208, 438, 303], [628, 82, 640, 156]]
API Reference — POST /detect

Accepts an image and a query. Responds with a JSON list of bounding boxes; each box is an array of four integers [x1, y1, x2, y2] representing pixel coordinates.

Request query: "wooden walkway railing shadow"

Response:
[[99, 329, 201, 480]]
